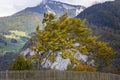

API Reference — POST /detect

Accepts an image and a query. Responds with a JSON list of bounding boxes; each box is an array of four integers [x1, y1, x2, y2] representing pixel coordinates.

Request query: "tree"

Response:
[[9, 55, 33, 70], [30, 12, 115, 71]]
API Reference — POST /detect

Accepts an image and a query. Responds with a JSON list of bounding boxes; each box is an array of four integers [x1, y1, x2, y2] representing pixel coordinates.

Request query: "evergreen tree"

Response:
[[9, 55, 33, 70]]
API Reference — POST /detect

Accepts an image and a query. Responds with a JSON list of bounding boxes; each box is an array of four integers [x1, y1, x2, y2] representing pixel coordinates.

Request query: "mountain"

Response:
[[23, 0, 85, 17], [77, 0, 120, 74], [0, 0, 85, 54], [0, 0, 85, 70], [77, 0, 120, 30], [0, 0, 85, 37]]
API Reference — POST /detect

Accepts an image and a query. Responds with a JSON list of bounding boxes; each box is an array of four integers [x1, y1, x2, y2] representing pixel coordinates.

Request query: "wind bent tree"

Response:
[[30, 12, 115, 71]]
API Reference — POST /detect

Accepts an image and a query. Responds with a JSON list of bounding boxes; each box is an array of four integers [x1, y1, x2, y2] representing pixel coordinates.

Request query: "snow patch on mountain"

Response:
[[76, 8, 84, 16], [45, 5, 55, 14], [24, 0, 86, 17], [62, 4, 77, 9], [41, 0, 49, 5]]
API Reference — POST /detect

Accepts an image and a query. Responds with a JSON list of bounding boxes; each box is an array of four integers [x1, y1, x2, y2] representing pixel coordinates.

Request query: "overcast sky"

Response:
[[0, 0, 114, 17]]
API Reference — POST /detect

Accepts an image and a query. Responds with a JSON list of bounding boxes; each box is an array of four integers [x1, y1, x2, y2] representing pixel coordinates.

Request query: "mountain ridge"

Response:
[[77, 0, 120, 30], [22, 0, 85, 17]]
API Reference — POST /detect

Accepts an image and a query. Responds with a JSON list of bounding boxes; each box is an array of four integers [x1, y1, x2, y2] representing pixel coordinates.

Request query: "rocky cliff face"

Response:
[[20, 48, 88, 70]]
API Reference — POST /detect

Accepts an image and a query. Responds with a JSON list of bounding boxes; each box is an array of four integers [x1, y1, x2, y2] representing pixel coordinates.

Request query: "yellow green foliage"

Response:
[[4, 30, 27, 39], [74, 64, 96, 72], [30, 12, 115, 70], [48, 55, 55, 62]]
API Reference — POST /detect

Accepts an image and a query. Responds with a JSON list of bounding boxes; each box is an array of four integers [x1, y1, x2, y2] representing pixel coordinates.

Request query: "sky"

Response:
[[0, 0, 114, 17]]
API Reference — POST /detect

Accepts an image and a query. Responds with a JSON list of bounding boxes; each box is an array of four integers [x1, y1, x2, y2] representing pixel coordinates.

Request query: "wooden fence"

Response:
[[0, 70, 120, 80]]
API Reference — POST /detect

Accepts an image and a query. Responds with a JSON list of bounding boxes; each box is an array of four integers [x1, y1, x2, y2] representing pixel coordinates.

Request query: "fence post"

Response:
[[24, 70, 27, 80], [6, 70, 8, 80]]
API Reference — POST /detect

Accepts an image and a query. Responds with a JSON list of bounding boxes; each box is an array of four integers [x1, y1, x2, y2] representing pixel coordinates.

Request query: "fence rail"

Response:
[[0, 70, 120, 80]]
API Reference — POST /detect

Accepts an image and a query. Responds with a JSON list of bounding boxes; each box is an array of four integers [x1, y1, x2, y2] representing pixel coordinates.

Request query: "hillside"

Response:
[[77, 0, 120, 52], [77, 0, 120, 73], [77, 0, 120, 30], [0, 12, 42, 34]]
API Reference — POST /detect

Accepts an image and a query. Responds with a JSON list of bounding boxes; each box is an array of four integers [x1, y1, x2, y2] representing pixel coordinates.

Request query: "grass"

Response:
[[4, 30, 27, 39], [0, 30, 29, 55], [0, 39, 24, 54]]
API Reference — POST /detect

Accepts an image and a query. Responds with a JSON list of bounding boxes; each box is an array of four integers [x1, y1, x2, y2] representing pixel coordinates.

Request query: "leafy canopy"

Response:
[[30, 13, 115, 71]]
